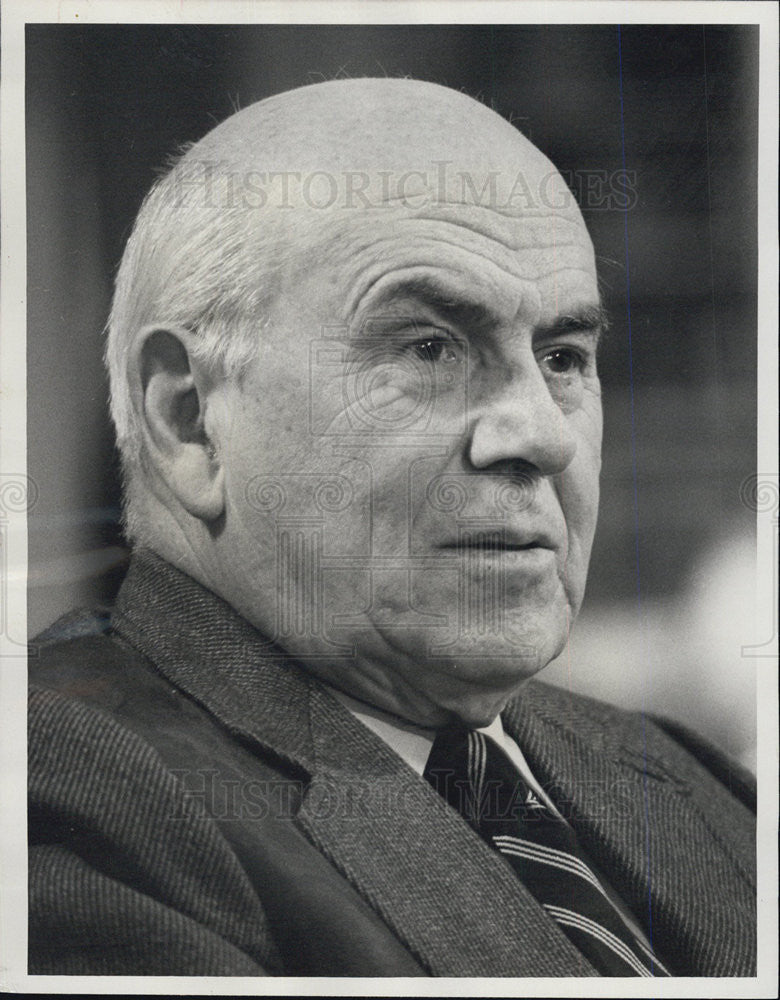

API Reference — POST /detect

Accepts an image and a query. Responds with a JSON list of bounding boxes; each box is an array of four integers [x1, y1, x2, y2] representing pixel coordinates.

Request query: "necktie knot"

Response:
[[424, 725, 552, 832]]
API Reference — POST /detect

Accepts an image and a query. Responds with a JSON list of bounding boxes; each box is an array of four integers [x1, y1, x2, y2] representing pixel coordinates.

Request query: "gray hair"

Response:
[[104, 151, 282, 540]]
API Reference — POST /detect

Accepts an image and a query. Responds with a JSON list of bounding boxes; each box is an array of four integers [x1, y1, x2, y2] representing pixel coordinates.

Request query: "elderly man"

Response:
[[29, 78, 755, 977]]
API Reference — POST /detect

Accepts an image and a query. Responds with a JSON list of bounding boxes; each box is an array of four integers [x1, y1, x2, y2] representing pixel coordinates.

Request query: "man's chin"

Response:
[[433, 683, 534, 730], [418, 652, 548, 721], [263, 611, 567, 728]]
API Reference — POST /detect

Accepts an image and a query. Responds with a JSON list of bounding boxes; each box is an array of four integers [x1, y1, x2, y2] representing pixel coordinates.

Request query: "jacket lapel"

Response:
[[502, 681, 756, 976], [295, 683, 597, 978]]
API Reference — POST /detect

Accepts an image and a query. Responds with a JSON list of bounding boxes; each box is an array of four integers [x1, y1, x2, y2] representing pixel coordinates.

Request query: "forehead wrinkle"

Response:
[[375, 196, 585, 225], [293, 198, 589, 264], [346, 266, 479, 330], [404, 203, 587, 240], [401, 217, 588, 258], [344, 252, 540, 329], [531, 263, 601, 282], [344, 255, 599, 341], [319, 208, 588, 261], [344, 255, 594, 326], [335, 227, 593, 321]]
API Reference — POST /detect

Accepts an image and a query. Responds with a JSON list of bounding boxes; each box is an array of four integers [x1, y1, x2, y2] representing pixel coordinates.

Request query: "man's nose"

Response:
[[466, 367, 577, 476]]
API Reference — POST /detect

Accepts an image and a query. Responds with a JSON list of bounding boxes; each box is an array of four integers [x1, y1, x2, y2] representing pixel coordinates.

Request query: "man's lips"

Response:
[[437, 531, 557, 552]]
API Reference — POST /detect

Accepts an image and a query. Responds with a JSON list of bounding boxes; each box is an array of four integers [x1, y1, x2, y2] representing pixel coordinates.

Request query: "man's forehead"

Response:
[[275, 203, 597, 316], [319, 202, 593, 259]]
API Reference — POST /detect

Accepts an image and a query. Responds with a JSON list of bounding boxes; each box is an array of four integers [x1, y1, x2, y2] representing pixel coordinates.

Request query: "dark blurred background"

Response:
[[26, 24, 758, 767]]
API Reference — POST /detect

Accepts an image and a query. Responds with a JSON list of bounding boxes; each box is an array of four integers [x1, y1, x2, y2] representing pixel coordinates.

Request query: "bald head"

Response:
[[173, 77, 578, 217], [193, 78, 553, 182], [106, 78, 591, 542]]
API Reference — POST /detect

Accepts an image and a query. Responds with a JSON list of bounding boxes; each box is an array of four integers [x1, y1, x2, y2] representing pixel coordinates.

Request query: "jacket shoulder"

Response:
[[519, 679, 756, 812], [650, 714, 756, 813], [31, 607, 152, 705], [28, 610, 279, 974]]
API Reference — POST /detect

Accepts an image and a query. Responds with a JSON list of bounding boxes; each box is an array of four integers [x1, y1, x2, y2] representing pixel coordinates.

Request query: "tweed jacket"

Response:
[[28, 549, 756, 976]]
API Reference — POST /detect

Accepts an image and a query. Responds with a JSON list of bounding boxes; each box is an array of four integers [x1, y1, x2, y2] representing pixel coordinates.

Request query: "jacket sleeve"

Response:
[[28, 685, 275, 975], [29, 844, 265, 975]]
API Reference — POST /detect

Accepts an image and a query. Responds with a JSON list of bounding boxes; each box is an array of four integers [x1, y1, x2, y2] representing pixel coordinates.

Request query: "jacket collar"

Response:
[[112, 548, 318, 776]]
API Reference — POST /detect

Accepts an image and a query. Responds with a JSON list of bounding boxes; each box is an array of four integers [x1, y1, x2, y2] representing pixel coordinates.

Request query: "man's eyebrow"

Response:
[[356, 275, 496, 330], [534, 304, 610, 340], [356, 275, 609, 342]]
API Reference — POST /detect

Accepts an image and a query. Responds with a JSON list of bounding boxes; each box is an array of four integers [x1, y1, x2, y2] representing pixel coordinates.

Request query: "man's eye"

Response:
[[408, 338, 462, 364], [540, 347, 587, 375]]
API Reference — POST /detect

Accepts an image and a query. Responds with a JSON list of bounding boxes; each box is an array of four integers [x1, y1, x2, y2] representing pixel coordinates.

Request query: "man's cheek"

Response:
[[578, 383, 604, 453]]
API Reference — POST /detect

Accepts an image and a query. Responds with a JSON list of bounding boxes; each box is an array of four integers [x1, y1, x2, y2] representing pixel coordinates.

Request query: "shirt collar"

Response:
[[326, 685, 541, 792]]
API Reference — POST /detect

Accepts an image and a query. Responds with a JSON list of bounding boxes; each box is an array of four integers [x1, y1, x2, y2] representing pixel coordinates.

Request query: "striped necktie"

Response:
[[423, 726, 671, 977]]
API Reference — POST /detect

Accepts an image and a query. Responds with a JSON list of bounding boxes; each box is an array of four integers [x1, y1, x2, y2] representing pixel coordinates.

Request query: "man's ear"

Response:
[[128, 325, 226, 522]]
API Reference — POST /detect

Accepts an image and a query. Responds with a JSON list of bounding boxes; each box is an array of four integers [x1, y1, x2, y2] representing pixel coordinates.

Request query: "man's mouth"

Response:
[[439, 531, 555, 552]]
